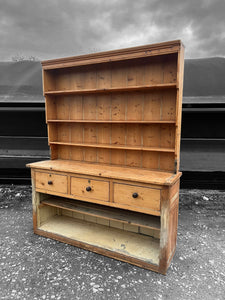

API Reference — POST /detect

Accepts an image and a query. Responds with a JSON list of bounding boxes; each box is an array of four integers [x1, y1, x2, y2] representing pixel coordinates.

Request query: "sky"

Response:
[[1, 0, 225, 61]]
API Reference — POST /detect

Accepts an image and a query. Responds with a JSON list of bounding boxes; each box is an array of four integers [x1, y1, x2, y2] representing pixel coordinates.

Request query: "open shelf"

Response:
[[44, 83, 177, 96], [40, 197, 160, 230], [49, 142, 175, 153], [47, 120, 176, 124], [39, 214, 160, 265]]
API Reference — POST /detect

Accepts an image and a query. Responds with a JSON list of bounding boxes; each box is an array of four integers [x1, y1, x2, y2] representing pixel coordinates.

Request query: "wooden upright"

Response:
[[27, 40, 185, 274]]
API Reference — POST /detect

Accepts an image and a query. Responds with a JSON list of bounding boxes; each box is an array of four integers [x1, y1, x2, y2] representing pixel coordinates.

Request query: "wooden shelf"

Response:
[[47, 120, 176, 124], [39, 215, 160, 265], [40, 197, 160, 230], [44, 83, 177, 96], [49, 141, 175, 153]]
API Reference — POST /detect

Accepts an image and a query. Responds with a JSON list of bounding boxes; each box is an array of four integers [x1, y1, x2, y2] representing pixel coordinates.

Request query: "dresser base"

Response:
[[29, 165, 180, 275]]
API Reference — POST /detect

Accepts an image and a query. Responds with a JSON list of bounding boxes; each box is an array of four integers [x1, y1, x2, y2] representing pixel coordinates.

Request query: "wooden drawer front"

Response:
[[35, 172, 68, 194], [71, 177, 109, 202], [113, 183, 160, 211]]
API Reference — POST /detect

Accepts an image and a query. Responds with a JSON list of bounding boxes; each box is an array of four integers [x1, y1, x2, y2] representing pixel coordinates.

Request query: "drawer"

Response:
[[113, 183, 160, 211], [71, 177, 109, 202], [35, 171, 68, 194]]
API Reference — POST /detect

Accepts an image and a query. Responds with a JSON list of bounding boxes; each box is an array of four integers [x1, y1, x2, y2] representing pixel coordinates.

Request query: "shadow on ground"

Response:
[[0, 185, 224, 300]]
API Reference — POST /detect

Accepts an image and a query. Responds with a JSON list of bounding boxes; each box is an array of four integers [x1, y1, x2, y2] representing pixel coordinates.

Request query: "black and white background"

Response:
[[0, 1, 225, 299]]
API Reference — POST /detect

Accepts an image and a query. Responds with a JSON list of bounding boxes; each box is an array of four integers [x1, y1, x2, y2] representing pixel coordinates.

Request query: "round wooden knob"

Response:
[[86, 186, 92, 192], [48, 180, 53, 185], [132, 192, 138, 198]]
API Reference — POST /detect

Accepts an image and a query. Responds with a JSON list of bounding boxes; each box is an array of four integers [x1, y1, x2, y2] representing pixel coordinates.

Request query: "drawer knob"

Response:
[[132, 192, 138, 198], [48, 180, 53, 185], [86, 186, 92, 192]]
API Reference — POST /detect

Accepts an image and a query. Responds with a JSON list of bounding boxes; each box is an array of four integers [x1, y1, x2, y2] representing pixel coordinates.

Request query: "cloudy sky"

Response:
[[1, 0, 225, 61]]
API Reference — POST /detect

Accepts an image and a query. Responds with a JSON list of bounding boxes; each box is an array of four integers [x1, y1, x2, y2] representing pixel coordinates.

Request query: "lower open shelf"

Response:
[[39, 214, 160, 265], [37, 194, 160, 266], [40, 196, 160, 230]]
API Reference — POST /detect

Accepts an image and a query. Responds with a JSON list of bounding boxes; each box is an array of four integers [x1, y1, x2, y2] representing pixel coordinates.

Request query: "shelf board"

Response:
[[39, 215, 160, 265], [44, 83, 177, 96], [40, 197, 160, 230], [47, 120, 176, 124], [49, 141, 175, 152]]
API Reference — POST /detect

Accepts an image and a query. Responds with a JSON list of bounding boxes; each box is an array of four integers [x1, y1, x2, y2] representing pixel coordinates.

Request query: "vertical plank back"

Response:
[[43, 46, 183, 173]]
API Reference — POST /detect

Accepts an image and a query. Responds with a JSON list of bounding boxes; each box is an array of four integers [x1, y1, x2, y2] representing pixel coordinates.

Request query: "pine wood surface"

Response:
[[49, 142, 175, 152], [39, 215, 160, 265], [70, 176, 110, 202], [41, 40, 183, 70], [35, 171, 68, 194], [27, 160, 181, 185], [47, 120, 176, 123], [113, 182, 160, 211], [44, 83, 177, 95], [40, 197, 160, 230], [43, 50, 180, 172]]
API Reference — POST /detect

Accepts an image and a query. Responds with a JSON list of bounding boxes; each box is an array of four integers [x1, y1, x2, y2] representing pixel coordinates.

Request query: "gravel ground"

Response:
[[0, 185, 225, 300]]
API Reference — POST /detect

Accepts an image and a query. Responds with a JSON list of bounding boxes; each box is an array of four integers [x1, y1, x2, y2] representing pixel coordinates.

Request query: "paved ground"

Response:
[[0, 185, 224, 300]]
